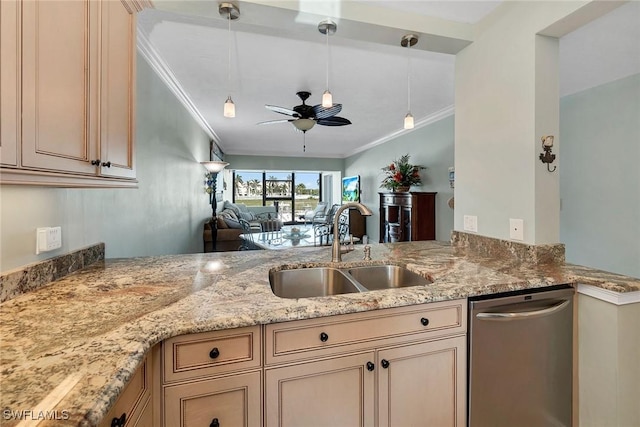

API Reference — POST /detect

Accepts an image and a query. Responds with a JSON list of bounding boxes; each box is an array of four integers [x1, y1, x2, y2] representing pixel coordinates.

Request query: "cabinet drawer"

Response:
[[382, 194, 411, 206], [100, 354, 150, 427], [164, 371, 262, 427], [163, 326, 261, 383], [265, 300, 466, 365]]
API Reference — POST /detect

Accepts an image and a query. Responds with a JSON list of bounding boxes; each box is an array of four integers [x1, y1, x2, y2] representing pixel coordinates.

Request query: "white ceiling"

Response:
[[138, 1, 639, 159]]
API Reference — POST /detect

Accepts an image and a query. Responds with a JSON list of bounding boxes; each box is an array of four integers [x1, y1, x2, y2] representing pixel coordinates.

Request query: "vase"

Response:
[[395, 186, 410, 192]]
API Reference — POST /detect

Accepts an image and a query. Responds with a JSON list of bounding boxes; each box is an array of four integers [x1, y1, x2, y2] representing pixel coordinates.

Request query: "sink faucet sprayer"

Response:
[[331, 202, 373, 262]]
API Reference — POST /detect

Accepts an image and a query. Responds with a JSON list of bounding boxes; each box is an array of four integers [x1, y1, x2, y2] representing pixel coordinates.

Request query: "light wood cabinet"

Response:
[[264, 300, 467, 427], [0, 0, 20, 167], [100, 351, 152, 427], [161, 326, 262, 427], [1, 0, 140, 187]]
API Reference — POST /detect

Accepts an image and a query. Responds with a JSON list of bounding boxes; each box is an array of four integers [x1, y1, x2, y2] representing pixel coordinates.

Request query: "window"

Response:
[[232, 171, 322, 224]]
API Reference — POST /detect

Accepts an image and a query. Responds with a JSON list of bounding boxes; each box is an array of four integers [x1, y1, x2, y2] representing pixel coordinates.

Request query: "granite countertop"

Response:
[[1, 241, 638, 426]]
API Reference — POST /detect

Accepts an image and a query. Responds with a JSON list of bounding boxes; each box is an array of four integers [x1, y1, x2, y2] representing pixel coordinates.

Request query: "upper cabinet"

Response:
[[1, 0, 145, 187], [0, 0, 20, 167]]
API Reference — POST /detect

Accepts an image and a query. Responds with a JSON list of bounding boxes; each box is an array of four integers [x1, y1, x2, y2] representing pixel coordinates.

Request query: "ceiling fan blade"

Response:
[[312, 104, 342, 119], [317, 116, 352, 126], [257, 119, 294, 125], [265, 105, 300, 117]]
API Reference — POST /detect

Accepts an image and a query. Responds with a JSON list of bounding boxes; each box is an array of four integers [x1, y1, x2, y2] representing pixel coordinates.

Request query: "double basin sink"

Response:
[[269, 264, 432, 299]]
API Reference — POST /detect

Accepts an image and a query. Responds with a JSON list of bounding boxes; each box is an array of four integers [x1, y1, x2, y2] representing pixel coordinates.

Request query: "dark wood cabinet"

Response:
[[348, 208, 367, 239], [379, 192, 436, 243]]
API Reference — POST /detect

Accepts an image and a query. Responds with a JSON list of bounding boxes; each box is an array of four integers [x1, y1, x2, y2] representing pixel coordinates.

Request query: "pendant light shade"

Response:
[[318, 20, 337, 108], [224, 96, 235, 118], [401, 34, 418, 130], [220, 3, 240, 118]]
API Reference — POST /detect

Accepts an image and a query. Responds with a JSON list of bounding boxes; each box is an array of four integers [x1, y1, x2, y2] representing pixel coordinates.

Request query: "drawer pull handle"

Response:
[[381, 359, 390, 369], [209, 347, 220, 359], [110, 413, 126, 427], [210, 418, 220, 427], [102, 161, 112, 168], [420, 317, 430, 326], [91, 159, 101, 166], [366, 361, 375, 371], [319, 332, 329, 342]]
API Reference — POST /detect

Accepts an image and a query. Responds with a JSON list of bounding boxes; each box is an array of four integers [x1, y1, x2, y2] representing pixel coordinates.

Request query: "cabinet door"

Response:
[[21, 0, 99, 174], [377, 336, 466, 427], [164, 371, 261, 427], [0, 0, 19, 167], [265, 352, 375, 427], [99, 0, 135, 179]]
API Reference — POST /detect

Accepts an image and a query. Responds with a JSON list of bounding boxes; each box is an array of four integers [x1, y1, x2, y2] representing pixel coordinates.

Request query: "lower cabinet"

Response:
[[101, 301, 467, 427]]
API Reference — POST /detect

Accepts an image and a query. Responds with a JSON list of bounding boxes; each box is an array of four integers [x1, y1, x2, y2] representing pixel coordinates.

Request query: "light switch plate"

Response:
[[509, 219, 524, 241], [464, 215, 478, 232], [36, 226, 62, 254]]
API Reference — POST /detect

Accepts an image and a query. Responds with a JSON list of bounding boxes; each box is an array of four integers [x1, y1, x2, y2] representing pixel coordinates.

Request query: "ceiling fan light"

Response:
[[404, 112, 414, 130], [322, 90, 333, 108], [293, 118, 316, 132], [224, 96, 235, 118]]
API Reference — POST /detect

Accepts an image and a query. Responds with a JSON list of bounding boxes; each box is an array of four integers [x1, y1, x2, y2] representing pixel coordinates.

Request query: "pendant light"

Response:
[[219, 3, 240, 118], [318, 20, 337, 108], [401, 34, 418, 130]]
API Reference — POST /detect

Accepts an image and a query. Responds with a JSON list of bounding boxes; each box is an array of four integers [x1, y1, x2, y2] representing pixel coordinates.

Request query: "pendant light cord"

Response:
[[407, 42, 411, 112], [227, 11, 231, 93], [325, 28, 330, 91]]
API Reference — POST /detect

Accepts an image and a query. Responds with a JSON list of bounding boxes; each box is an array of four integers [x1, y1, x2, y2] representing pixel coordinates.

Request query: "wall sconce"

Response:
[[539, 135, 556, 172], [201, 160, 229, 217]]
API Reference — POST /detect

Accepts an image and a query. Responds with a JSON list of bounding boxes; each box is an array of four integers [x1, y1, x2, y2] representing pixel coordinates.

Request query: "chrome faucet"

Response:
[[331, 202, 373, 262]]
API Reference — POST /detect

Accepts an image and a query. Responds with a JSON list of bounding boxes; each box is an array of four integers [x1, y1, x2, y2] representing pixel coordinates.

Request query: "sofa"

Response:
[[204, 201, 283, 252]]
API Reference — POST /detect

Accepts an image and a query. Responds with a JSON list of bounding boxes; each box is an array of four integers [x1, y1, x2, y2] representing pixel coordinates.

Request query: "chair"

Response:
[[302, 201, 328, 224], [313, 204, 340, 246], [238, 218, 257, 250]]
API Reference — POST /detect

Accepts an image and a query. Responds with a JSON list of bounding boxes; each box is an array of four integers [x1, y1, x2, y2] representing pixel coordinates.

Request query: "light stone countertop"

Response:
[[1, 241, 638, 426]]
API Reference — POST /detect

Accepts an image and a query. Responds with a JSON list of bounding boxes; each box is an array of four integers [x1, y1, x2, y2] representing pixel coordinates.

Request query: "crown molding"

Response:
[[136, 28, 225, 149], [345, 105, 455, 158]]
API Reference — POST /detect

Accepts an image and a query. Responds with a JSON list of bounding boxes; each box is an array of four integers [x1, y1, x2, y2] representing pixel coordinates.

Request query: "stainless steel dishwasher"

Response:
[[468, 285, 574, 427]]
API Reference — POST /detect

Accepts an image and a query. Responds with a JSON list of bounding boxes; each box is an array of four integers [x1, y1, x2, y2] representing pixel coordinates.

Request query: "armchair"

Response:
[[302, 201, 328, 224], [312, 204, 340, 245]]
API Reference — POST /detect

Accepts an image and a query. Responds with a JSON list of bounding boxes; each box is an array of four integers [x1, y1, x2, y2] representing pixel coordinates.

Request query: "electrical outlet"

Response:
[[464, 215, 478, 232], [36, 226, 62, 254], [509, 219, 524, 241]]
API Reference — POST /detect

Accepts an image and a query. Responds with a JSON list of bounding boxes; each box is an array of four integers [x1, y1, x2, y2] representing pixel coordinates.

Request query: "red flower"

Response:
[[389, 163, 395, 170], [394, 172, 403, 182]]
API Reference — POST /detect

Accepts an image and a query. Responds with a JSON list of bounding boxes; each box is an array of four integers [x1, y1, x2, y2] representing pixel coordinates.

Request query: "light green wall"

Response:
[[560, 74, 640, 278], [224, 154, 344, 172], [0, 53, 212, 272], [344, 115, 455, 243]]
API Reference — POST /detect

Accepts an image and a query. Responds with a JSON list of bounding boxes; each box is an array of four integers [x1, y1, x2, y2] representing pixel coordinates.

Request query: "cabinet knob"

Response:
[[381, 359, 390, 369], [110, 413, 126, 427], [366, 361, 375, 371], [91, 159, 101, 166], [209, 347, 220, 359], [319, 332, 329, 342], [420, 317, 430, 327], [102, 161, 112, 168], [210, 418, 220, 427]]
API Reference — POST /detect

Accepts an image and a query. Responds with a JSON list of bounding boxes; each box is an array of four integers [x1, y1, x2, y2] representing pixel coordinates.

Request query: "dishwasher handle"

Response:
[[475, 300, 570, 320]]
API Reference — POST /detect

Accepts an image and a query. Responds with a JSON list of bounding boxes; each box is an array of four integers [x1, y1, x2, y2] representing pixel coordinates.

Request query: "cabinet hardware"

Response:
[[366, 361, 375, 371], [91, 159, 101, 166], [210, 418, 220, 427], [209, 347, 220, 359], [102, 161, 112, 168], [319, 332, 329, 342], [420, 317, 430, 326], [110, 413, 126, 427], [381, 359, 390, 369]]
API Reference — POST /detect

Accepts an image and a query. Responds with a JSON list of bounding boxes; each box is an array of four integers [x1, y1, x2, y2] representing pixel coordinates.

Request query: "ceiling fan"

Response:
[[258, 91, 352, 132]]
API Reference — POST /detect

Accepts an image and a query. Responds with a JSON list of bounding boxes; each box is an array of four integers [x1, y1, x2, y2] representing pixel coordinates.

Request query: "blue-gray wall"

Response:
[[0, 54, 212, 272], [224, 155, 344, 172], [344, 115, 455, 243], [560, 73, 640, 278]]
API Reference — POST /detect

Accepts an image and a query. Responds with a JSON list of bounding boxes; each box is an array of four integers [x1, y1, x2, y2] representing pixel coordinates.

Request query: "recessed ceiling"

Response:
[[138, 1, 638, 158]]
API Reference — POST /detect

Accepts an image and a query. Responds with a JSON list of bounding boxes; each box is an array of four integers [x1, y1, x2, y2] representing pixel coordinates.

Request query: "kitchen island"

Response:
[[1, 240, 638, 426]]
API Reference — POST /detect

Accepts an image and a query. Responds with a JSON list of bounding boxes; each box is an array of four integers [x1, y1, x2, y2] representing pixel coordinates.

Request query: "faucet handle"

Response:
[[363, 245, 372, 261]]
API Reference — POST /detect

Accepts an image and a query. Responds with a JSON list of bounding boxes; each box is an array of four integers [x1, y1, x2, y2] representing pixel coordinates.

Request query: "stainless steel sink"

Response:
[[270, 267, 365, 299], [348, 265, 432, 290]]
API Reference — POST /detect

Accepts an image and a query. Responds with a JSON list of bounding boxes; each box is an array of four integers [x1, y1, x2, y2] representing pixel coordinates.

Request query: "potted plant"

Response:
[[380, 154, 425, 192]]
